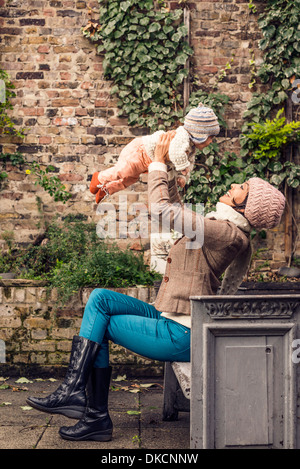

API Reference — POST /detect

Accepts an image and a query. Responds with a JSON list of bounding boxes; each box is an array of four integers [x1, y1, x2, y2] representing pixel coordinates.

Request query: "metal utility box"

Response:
[[190, 294, 300, 449]]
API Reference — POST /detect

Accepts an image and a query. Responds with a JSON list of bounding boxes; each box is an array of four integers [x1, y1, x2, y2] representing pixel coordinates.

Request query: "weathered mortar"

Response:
[[0, 0, 298, 267]]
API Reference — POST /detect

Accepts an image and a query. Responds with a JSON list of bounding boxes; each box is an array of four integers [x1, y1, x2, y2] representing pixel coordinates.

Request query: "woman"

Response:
[[26, 128, 286, 442]]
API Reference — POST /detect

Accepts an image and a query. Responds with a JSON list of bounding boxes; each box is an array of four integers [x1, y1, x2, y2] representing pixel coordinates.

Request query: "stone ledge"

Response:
[[0, 279, 48, 287]]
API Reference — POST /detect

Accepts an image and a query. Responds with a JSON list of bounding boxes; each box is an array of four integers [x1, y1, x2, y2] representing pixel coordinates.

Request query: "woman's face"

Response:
[[219, 182, 249, 208]]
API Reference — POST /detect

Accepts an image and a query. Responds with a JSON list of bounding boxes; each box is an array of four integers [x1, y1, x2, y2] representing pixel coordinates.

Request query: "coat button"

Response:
[[167, 258, 172, 263], [164, 276, 169, 282]]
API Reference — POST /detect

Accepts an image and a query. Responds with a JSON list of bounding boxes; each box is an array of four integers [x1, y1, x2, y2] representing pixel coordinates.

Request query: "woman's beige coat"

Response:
[[148, 168, 250, 316]]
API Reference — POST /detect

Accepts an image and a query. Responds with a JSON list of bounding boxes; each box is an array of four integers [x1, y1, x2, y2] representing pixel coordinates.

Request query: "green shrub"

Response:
[[0, 217, 161, 304]]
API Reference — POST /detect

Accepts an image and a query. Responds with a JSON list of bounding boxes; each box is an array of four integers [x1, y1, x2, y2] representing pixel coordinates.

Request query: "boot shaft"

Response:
[[63, 336, 101, 394], [87, 366, 112, 412]]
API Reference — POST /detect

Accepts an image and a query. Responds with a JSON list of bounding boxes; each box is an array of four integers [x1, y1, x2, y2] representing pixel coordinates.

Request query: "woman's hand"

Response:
[[154, 132, 174, 164]]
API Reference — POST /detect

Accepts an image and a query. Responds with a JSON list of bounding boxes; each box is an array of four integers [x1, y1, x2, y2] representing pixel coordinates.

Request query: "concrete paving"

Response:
[[0, 375, 190, 451]]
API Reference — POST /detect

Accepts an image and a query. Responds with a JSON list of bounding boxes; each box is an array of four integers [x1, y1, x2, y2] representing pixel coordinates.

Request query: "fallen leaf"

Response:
[[113, 374, 127, 382], [0, 402, 11, 406], [0, 384, 10, 390], [110, 385, 121, 391], [12, 386, 28, 392], [21, 406, 33, 411], [15, 377, 33, 384], [120, 386, 130, 391], [127, 410, 141, 415]]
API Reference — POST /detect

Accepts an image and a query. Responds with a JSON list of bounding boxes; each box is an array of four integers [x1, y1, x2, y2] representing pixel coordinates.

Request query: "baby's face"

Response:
[[181, 167, 190, 176]]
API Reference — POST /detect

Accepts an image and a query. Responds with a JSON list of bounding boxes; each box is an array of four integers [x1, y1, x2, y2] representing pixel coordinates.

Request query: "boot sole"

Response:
[[59, 429, 113, 442], [26, 398, 85, 420]]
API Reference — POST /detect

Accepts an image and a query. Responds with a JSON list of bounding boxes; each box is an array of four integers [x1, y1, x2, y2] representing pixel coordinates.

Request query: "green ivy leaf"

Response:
[[120, 1, 131, 12], [175, 53, 188, 65], [149, 22, 161, 33]]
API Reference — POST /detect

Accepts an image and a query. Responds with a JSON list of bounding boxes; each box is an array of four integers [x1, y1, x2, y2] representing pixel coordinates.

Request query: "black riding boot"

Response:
[[26, 336, 100, 419], [59, 366, 113, 441]]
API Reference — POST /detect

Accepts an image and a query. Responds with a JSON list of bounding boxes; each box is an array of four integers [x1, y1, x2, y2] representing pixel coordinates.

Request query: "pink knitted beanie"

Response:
[[244, 177, 286, 229]]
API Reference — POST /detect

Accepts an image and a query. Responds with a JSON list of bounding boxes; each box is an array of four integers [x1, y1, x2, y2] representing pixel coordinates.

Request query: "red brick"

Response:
[[52, 98, 79, 107], [75, 108, 88, 116], [37, 45, 50, 54], [43, 8, 55, 16], [60, 72, 72, 80], [202, 65, 219, 74], [213, 57, 232, 65], [39, 136, 52, 144], [23, 108, 45, 116], [95, 99, 108, 107], [81, 81, 93, 89]]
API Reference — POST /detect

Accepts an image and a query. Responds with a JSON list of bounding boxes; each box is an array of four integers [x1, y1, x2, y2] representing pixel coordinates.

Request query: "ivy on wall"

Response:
[[240, 0, 300, 190], [82, 0, 300, 214], [82, 0, 193, 130], [184, 0, 300, 212], [243, 0, 300, 124]]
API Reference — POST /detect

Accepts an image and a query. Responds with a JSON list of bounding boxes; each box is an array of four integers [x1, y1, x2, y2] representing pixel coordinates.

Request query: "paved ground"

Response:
[[0, 375, 190, 451]]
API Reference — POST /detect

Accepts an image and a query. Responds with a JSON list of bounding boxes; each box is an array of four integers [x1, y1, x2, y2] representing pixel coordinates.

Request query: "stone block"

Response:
[[137, 287, 150, 303], [14, 288, 26, 303], [25, 288, 37, 303], [12, 353, 30, 364], [23, 318, 51, 329], [29, 353, 47, 364], [0, 317, 22, 328], [48, 352, 70, 364]]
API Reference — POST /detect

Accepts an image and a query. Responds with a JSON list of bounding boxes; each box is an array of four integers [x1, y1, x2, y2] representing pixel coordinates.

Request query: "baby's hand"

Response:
[[177, 176, 186, 188], [154, 133, 174, 164]]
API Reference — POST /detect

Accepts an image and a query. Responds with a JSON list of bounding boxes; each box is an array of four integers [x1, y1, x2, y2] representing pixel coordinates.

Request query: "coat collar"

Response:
[[205, 202, 252, 233]]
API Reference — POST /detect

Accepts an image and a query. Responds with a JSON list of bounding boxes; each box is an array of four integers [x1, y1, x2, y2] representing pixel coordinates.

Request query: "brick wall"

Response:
[[0, 279, 161, 375], [0, 0, 299, 268]]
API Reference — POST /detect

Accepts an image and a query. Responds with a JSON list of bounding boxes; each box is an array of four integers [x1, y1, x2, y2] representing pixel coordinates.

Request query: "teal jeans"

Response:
[[79, 288, 190, 368]]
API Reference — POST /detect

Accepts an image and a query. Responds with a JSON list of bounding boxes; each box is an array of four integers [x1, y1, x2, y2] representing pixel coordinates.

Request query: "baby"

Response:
[[90, 104, 220, 203]]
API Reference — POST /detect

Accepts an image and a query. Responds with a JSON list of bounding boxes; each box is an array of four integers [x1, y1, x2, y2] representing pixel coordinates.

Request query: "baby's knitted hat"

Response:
[[184, 104, 220, 144], [244, 177, 286, 229]]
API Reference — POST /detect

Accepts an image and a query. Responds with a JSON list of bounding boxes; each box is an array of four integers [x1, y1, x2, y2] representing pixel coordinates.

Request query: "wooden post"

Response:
[[284, 97, 294, 265], [183, 7, 190, 112]]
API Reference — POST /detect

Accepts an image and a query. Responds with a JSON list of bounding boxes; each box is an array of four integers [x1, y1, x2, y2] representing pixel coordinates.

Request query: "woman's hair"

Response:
[[232, 195, 248, 214], [232, 182, 249, 214]]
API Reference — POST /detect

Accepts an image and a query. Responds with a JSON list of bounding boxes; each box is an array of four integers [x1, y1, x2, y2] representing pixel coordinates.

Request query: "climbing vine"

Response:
[[184, 0, 300, 212], [242, 0, 300, 124], [82, 0, 193, 130], [240, 0, 300, 191]]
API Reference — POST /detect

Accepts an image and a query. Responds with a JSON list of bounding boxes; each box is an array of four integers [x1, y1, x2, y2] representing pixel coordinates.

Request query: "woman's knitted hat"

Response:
[[244, 177, 286, 229], [183, 104, 220, 144]]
